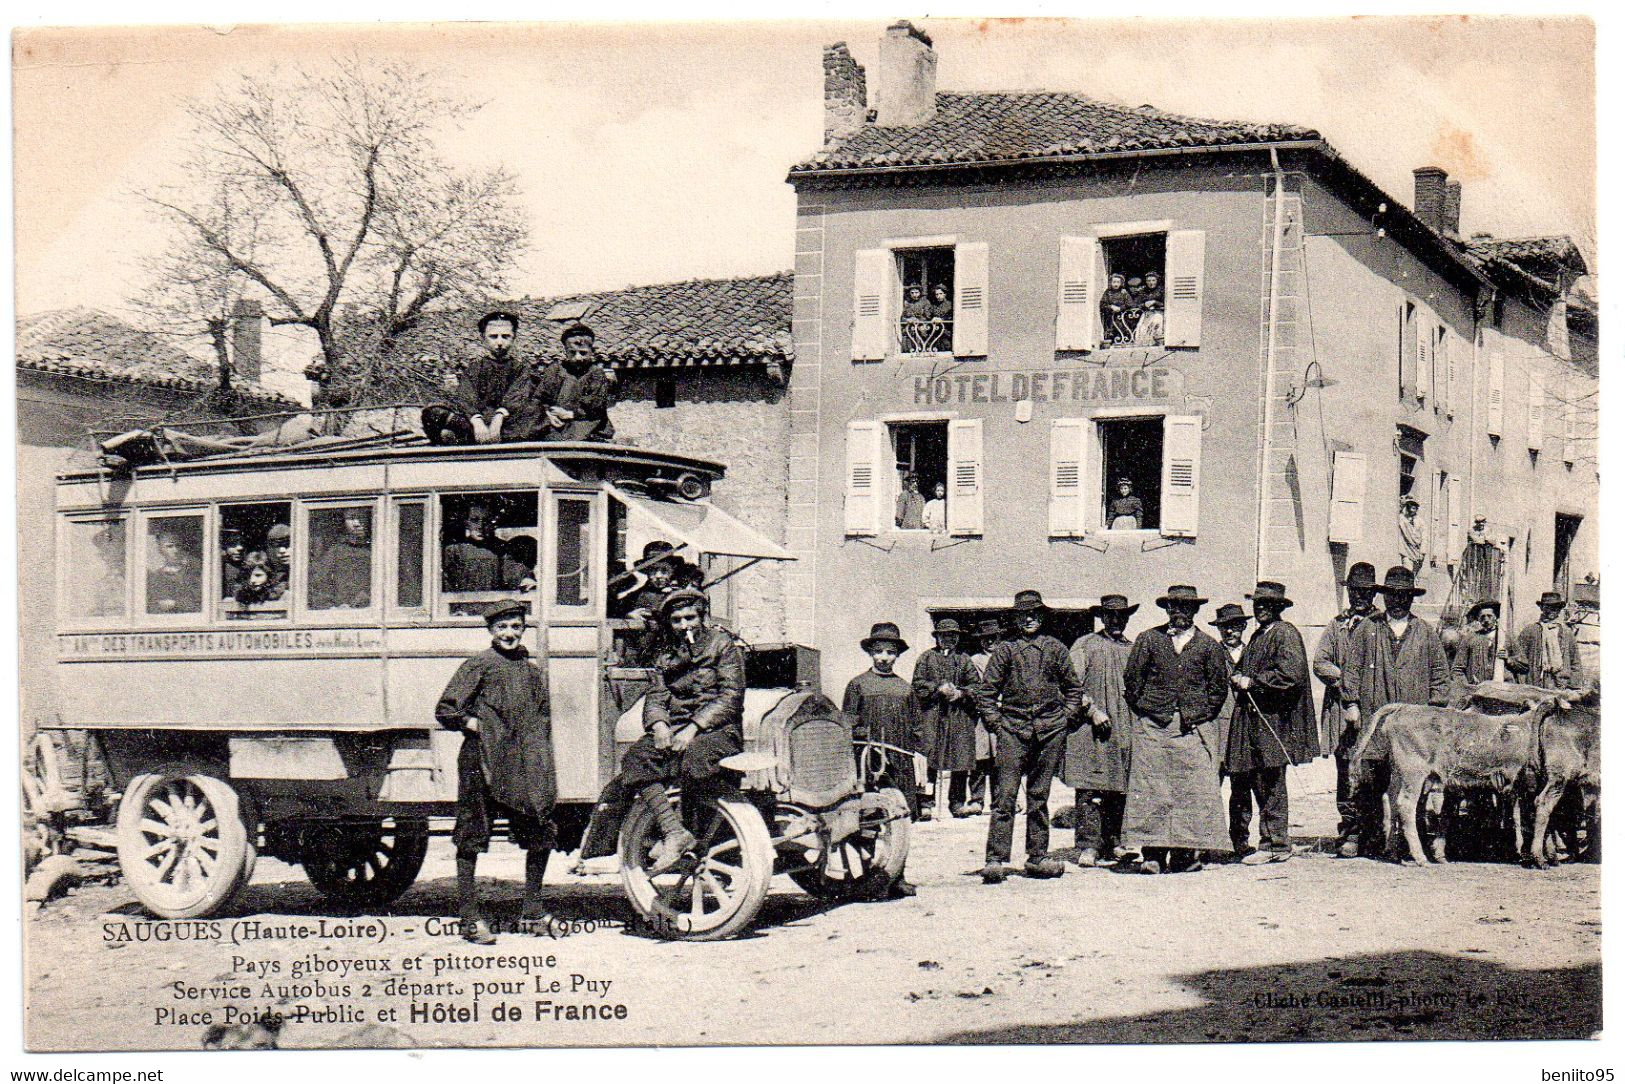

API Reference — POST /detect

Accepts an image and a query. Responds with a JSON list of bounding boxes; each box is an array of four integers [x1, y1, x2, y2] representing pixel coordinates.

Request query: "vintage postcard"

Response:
[[13, 14, 1601, 1056]]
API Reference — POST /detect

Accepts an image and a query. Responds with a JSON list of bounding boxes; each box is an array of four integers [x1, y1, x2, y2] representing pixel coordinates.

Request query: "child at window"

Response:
[[927, 284, 954, 351], [923, 481, 947, 534], [1108, 478, 1144, 530], [902, 284, 931, 352], [1100, 273, 1134, 345], [895, 473, 926, 530]]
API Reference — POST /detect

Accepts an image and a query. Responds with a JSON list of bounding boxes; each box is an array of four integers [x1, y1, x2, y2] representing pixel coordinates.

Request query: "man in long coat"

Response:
[[1121, 585, 1232, 874], [1340, 565, 1450, 858], [973, 591, 1084, 883], [1313, 562, 1378, 856], [436, 600, 557, 944], [1209, 603, 1250, 771], [1451, 600, 1502, 690], [913, 618, 984, 817], [1505, 591, 1581, 689], [1225, 581, 1318, 863], [1064, 593, 1137, 866]]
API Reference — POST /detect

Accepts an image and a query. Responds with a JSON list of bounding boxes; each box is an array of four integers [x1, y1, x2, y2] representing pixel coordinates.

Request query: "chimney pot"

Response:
[[1412, 166, 1448, 233], [1442, 180, 1462, 238], [874, 20, 938, 128], [230, 299, 264, 385]]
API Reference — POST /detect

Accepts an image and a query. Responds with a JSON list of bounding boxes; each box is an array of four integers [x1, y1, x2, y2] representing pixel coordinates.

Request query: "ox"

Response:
[[1348, 694, 1563, 865], [1460, 681, 1600, 867]]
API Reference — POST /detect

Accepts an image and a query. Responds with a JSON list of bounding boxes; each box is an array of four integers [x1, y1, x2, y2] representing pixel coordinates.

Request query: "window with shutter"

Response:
[[852, 249, 891, 362], [953, 242, 989, 358], [1444, 328, 1460, 418], [1399, 302, 1417, 401], [1055, 237, 1101, 351], [1328, 450, 1367, 544], [1159, 415, 1203, 538], [1433, 326, 1448, 415], [1563, 372, 1579, 464], [1163, 231, 1205, 348], [843, 420, 883, 535], [1486, 334, 1505, 436], [1048, 418, 1088, 537], [946, 419, 984, 537], [1527, 362, 1545, 452]]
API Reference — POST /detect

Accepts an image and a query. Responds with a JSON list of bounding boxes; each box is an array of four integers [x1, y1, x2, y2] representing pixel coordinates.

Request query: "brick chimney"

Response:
[[874, 21, 937, 127], [823, 42, 868, 145], [230, 298, 264, 384], [1442, 180, 1463, 238], [1412, 166, 1448, 233]]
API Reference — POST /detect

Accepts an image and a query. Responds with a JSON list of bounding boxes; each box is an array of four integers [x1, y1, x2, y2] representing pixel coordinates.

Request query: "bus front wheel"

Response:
[[116, 769, 255, 919]]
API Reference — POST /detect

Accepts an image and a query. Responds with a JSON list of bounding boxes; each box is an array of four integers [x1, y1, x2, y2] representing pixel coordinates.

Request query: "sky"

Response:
[[12, 16, 1597, 320]]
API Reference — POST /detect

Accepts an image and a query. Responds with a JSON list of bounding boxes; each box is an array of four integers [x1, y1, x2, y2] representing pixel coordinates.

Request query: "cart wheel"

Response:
[[619, 794, 773, 941], [788, 787, 911, 901], [116, 770, 253, 919], [302, 819, 429, 910], [21, 760, 59, 873]]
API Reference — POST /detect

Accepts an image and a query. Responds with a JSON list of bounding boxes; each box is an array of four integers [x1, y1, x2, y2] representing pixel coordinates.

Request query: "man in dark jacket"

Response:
[[1505, 591, 1580, 689], [1313, 562, 1378, 856], [913, 618, 984, 817], [1121, 585, 1232, 874], [1064, 594, 1138, 866], [580, 589, 745, 872], [522, 323, 616, 443], [1225, 581, 1318, 863], [435, 600, 556, 944], [1452, 600, 1502, 688], [973, 590, 1084, 884], [423, 311, 530, 446]]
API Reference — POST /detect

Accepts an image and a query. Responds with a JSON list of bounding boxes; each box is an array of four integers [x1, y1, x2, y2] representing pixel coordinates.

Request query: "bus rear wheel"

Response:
[[302, 819, 429, 910], [116, 770, 254, 919]]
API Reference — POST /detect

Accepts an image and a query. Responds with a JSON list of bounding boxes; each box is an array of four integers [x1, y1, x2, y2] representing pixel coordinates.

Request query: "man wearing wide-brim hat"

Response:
[[1451, 600, 1502, 689], [1312, 562, 1379, 856], [1062, 594, 1139, 866], [913, 617, 986, 817], [1339, 565, 1449, 858], [1208, 603, 1249, 771], [1224, 582, 1318, 864], [1120, 586, 1233, 873], [972, 591, 1085, 883], [1505, 591, 1580, 690]]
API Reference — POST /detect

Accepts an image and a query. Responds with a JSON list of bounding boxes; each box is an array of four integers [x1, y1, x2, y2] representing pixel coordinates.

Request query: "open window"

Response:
[[142, 513, 205, 619], [852, 243, 988, 361], [63, 515, 128, 622], [1049, 415, 1202, 537], [1098, 234, 1167, 347], [1098, 418, 1163, 530], [438, 491, 539, 618], [888, 420, 948, 532], [896, 247, 955, 355], [306, 504, 377, 613], [1057, 230, 1203, 352], [219, 501, 292, 621]]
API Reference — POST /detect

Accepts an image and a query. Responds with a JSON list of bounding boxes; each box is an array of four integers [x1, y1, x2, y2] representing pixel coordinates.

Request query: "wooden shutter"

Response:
[[1160, 414, 1202, 538], [1444, 329, 1460, 418], [1328, 450, 1367, 544], [1527, 361, 1545, 451], [1399, 303, 1416, 400], [952, 242, 989, 357], [1055, 236, 1100, 351], [1433, 328, 1448, 415], [1048, 418, 1089, 537], [1447, 475, 1464, 563], [1486, 336, 1505, 436], [946, 418, 984, 537], [851, 248, 891, 361], [1163, 230, 1206, 347], [1563, 373, 1578, 464], [843, 420, 884, 535]]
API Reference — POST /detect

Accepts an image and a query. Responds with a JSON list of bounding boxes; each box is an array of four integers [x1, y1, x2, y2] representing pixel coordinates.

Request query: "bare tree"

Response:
[[139, 54, 526, 404]]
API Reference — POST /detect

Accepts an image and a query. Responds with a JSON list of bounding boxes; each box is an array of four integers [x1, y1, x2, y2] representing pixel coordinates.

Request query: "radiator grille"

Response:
[[788, 718, 854, 793]]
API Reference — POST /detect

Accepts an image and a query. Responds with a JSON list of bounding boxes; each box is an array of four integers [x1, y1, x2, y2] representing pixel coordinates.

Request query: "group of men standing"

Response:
[[422, 311, 615, 447]]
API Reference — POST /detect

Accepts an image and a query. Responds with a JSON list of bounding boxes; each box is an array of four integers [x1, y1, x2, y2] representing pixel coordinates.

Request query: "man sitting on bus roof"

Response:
[[422, 311, 531, 446], [579, 588, 746, 873], [520, 323, 616, 443]]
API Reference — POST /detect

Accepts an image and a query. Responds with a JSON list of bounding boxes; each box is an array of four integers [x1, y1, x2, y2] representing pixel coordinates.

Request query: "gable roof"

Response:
[[791, 91, 1318, 176], [394, 273, 794, 372]]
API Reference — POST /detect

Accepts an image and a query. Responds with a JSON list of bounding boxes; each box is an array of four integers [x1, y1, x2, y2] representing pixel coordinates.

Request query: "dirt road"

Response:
[[24, 761, 1601, 1050]]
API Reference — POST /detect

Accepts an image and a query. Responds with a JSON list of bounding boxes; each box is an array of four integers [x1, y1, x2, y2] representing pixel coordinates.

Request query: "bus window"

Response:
[[307, 506, 375, 611], [440, 492, 538, 617], [220, 502, 291, 619], [554, 497, 592, 608], [66, 517, 127, 620], [144, 516, 204, 617], [394, 501, 427, 610]]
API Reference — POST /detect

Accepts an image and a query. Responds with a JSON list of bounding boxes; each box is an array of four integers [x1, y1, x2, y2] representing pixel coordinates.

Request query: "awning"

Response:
[[609, 484, 792, 561]]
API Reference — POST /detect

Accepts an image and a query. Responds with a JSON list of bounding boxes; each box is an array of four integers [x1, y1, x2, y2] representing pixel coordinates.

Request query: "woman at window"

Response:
[[895, 473, 926, 530]]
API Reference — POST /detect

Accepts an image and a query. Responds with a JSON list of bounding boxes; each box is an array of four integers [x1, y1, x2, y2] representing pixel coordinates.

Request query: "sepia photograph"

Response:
[[11, 11, 1603, 1057]]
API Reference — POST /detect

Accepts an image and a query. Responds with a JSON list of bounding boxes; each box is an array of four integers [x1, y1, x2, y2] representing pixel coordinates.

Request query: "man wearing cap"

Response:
[[265, 523, 293, 596], [1225, 582, 1318, 863], [523, 323, 616, 443], [612, 542, 681, 665], [1208, 603, 1250, 772], [580, 588, 747, 873], [972, 591, 1084, 883], [1064, 594, 1138, 866], [435, 599, 557, 944], [1121, 586, 1232, 874], [913, 618, 984, 818], [1506, 592, 1580, 690], [1313, 562, 1379, 856], [423, 311, 531, 446], [1340, 566, 1450, 858], [219, 528, 249, 599], [1452, 600, 1502, 688]]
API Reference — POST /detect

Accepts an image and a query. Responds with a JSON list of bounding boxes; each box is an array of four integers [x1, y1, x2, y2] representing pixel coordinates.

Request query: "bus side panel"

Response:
[[549, 655, 601, 803], [58, 658, 385, 727]]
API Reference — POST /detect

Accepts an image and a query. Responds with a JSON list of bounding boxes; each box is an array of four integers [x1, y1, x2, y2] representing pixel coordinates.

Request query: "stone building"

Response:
[[782, 22, 1598, 685]]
